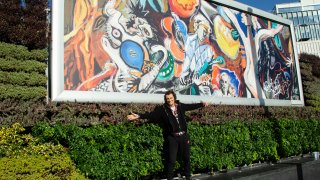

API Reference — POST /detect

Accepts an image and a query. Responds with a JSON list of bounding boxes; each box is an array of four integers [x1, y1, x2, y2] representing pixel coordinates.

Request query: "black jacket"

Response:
[[139, 101, 204, 136]]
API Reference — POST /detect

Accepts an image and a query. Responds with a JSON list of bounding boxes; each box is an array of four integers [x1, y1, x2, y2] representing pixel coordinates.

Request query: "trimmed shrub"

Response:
[[0, 123, 86, 179], [0, 154, 86, 180], [275, 118, 320, 157], [32, 123, 164, 179], [300, 53, 320, 78], [1, 98, 319, 127], [0, 123, 65, 158], [0, 42, 48, 62], [0, 83, 46, 100], [0, 1, 48, 49], [0, 58, 47, 74], [31, 119, 320, 179], [0, 71, 46, 87]]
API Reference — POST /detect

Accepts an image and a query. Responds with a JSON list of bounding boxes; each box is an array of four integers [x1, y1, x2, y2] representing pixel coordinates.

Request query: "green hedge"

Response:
[[275, 118, 320, 157], [0, 71, 46, 87], [32, 123, 163, 180], [0, 58, 47, 74], [0, 83, 46, 100], [0, 42, 48, 62], [1, 99, 319, 127], [0, 154, 86, 180], [0, 123, 86, 179], [300, 53, 320, 78], [0, 0, 48, 49], [32, 119, 320, 179]]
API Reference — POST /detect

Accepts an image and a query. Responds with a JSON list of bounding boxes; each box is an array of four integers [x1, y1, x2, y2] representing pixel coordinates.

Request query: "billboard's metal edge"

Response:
[[54, 90, 300, 106], [206, 0, 292, 25], [50, 0, 64, 101], [50, 0, 305, 107], [290, 23, 305, 106]]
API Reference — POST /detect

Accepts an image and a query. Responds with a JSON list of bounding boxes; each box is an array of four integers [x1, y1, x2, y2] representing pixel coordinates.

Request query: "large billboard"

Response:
[[50, 0, 304, 106]]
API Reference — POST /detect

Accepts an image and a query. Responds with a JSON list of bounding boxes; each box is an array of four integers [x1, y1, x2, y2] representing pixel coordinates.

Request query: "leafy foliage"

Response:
[[0, 71, 46, 87], [0, 42, 48, 62], [299, 53, 320, 108], [0, 123, 64, 158], [0, 154, 86, 180], [0, 83, 46, 100], [31, 119, 320, 179], [190, 120, 279, 171], [275, 118, 320, 157], [0, 58, 47, 74], [300, 53, 320, 78], [0, 1, 48, 49], [0, 123, 86, 179], [32, 123, 164, 179]]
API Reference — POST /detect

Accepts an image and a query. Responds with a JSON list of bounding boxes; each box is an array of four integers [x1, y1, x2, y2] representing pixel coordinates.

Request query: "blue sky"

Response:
[[235, 0, 299, 12]]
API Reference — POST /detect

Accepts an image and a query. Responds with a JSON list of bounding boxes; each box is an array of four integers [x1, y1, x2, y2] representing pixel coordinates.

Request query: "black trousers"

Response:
[[164, 134, 191, 180]]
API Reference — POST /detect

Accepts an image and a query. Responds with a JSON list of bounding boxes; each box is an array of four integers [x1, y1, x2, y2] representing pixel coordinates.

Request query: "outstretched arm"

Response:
[[127, 106, 161, 123], [181, 102, 208, 111]]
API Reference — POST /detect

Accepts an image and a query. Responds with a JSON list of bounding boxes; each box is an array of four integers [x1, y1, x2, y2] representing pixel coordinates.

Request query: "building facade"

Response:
[[274, 0, 320, 57]]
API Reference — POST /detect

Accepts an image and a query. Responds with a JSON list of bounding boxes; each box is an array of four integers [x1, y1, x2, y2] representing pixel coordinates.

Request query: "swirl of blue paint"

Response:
[[120, 40, 144, 71]]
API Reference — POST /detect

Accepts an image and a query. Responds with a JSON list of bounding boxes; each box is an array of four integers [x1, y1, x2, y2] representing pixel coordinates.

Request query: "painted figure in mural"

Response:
[[212, 72, 236, 97], [65, 0, 168, 93], [180, 14, 213, 96], [210, 8, 245, 97], [127, 90, 208, 180], [176, 13, 226, 96], [64, 0, 104, 90], [219, 6, 293, 99], [87, 0, 168, 93], [255, 20, 295, 99], [162, 12, 188, 78]]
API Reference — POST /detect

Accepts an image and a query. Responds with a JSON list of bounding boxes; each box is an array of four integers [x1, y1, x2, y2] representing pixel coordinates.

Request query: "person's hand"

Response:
[[201, 102, 209, 107], [127, 112, 140, 121]]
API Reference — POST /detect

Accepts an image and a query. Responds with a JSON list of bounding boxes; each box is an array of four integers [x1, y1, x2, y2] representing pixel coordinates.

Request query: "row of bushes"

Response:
[[1, 116, 319, 179], [0, 58, 47, 74], [0, 71, 46, 87], [0, 42, 48, 101], [0, 42, 48, 62], [30, 118, 320, 179], [0, 84, 46, 100], [299, 53, 320, 108], [0, 123, 86, 179], [0, 1, 48, 50], [1, 99, 319, 127], [299, 53, 320, 78]]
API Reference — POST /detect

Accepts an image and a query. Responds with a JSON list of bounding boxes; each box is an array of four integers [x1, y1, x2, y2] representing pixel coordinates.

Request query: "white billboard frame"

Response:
[[50, 0, 304, 106]]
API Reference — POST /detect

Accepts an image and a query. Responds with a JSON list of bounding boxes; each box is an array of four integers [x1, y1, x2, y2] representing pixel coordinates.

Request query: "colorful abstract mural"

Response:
[[62, 0, 301, 102]]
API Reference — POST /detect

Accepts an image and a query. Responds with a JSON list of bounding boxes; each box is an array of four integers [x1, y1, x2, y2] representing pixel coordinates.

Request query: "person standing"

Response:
[[127, 90, 208, 180]]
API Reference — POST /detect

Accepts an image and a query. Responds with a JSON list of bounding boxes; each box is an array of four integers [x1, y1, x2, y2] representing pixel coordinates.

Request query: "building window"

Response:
[[281, 13, 288, 19], [313, 11, 319, 23], [278, 7, 302, 13], [304, 4, 320, 11], [307, 11, 314, 24], [297, 11, 303, 24], [287, 12, 293, 21], [310, 24, 315, 40], [292, 12, 299, 25], [295, 28, 301, 40], [303, 11, 308, 24], [315, 24, 320, 40]]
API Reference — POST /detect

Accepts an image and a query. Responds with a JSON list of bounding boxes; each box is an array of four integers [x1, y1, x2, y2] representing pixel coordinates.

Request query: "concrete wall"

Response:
[[297, 40, 320, 57]]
